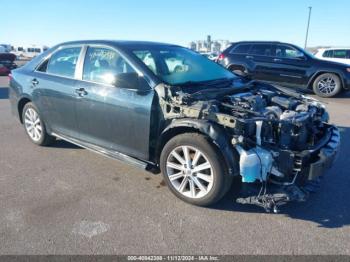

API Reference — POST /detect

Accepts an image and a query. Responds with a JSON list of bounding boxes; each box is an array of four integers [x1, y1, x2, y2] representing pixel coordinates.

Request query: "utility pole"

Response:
[[304, 6, 312, 49]]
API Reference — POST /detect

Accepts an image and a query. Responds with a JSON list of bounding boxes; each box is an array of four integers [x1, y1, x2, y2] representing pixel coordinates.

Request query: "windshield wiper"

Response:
[[175, 77, 234, 87], [184, 80, 255, 100]]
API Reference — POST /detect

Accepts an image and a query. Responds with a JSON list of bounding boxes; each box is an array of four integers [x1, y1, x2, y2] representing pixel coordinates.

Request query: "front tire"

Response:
[[22, 102, 55, 146], [160, 133, 232, 206], [312, 73, 342, 98]]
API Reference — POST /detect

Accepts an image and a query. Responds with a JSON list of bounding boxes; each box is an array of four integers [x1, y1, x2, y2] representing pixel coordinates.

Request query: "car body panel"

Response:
[[74, 79, 154, 160]]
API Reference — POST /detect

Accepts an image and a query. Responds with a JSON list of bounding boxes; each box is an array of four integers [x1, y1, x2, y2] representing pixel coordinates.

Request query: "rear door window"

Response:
[[249, 44, 272, 56], [230, 44, 252, 54], [46, 47, 81, 78]]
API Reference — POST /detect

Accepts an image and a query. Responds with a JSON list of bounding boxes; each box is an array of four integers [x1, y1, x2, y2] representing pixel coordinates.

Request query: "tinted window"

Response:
[[83, 47, 136, 85], [323, 50, 333, 57], [249, 44, 272, 56], [333, 50, 348, 58], [46, 47, 81, 78], [230, 44, 251, 54], [275, 45, 304, 58]]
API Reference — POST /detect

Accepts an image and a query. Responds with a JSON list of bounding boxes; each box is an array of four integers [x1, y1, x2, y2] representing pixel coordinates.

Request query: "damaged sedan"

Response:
[[9, 40, 340, 212]]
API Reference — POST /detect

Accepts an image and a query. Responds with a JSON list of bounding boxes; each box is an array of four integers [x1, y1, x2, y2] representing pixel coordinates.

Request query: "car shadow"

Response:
[[0, 87, 8, 99], [49, 139, 82, 149], [211, 126, 350, 228]]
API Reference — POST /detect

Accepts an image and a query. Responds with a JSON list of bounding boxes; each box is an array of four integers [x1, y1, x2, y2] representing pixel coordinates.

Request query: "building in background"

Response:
[[189, 35, 230, 54]]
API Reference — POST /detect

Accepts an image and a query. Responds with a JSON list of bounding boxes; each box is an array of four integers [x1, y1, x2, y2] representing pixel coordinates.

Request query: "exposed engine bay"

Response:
[[157, 79, 340, 212]]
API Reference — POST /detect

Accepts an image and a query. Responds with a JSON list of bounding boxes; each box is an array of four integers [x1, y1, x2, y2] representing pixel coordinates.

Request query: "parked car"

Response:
[[314, 48, 350, 65], [9, 40, 339, 212], [217, 41, 350, 97], [0, 53, 17, 76]]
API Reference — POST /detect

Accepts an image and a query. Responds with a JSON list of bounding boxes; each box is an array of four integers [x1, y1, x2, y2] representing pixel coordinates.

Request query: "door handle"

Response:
[[75, 87, 88, 97], [31, 78, 39, 86], [246, 55, 254, 59], [273, 58, 282, 62]]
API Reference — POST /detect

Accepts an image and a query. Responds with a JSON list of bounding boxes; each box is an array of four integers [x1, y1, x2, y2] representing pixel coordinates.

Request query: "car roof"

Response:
[[57, 40, 181, 48]]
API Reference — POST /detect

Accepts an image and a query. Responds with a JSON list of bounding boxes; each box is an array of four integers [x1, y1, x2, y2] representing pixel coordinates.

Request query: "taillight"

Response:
[[8, 73, 12, 81], [218, 53, 225, 60]]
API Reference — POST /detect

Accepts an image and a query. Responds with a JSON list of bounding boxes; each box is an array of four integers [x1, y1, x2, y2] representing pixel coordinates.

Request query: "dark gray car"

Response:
[[9, 40, 340, 212]]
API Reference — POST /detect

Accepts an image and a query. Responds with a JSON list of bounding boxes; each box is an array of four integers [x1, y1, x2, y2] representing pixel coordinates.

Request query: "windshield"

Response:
[[131, 46, 236, 85]]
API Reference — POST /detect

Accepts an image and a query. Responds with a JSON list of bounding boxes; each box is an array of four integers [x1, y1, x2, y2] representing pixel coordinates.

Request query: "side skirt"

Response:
[[51, 132, 153, 170]]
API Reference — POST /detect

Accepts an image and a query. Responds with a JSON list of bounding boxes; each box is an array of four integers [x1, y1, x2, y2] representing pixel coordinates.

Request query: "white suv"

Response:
[[315, 48, 350, 65]]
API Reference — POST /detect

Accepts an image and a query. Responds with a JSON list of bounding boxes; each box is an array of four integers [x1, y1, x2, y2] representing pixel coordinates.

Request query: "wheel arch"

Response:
[[227, 63, 248, 73], [308, 70, 345, 90], [17, 96, 32, 123], [155, 119, 239, 176]]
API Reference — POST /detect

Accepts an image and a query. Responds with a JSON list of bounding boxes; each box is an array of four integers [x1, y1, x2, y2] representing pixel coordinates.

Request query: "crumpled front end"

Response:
[[156, 80, 340, 212]]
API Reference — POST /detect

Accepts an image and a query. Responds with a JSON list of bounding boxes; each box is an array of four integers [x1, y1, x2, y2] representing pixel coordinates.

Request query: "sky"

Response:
[[1, 0, 349, 48]]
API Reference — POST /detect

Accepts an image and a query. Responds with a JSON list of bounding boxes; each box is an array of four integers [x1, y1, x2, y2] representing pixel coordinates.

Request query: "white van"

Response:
[[315, 48, 350, 65], [23, 45, 49, 58]]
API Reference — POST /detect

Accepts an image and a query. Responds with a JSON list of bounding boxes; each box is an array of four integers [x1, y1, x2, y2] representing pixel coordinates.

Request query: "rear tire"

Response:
[[312, 73, 342, 98], [229, 65, 248, 77], [22, 102, 55, 146], [160, 133, 233, 206]]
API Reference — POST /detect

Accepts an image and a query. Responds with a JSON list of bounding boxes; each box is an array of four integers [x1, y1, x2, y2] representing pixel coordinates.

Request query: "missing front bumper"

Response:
[[235, 126, 340, 213]]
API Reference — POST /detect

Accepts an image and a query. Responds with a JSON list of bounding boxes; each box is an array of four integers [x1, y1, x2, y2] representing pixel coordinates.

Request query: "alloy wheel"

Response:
[[166, 145, 214, 199], [24, 108, 42, 142], [317, 76, 338, 95]]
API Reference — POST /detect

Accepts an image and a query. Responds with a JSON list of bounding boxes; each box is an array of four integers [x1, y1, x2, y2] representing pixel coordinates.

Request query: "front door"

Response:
[[75, 46, 154, 160], [270, 44, 311, 86]]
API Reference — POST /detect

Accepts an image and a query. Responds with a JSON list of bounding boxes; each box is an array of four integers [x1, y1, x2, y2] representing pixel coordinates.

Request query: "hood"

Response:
[[0, 53, 16, 62], [314, 56, 349, 68]]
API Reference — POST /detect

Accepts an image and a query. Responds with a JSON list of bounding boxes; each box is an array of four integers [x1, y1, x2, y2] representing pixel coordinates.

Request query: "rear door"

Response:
[[74, 45, 154, 160], [247, 44, 276, 81], [32, 46, 83, 138]]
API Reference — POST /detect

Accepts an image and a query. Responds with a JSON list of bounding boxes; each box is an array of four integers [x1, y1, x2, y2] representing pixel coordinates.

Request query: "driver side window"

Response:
[[83, 47, 136, 85], [276, 45, 304, 59]]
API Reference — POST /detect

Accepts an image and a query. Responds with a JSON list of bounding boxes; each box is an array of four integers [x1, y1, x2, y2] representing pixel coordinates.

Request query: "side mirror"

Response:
[[295, 53, 306, 60], [114, 72, 143, 89]]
